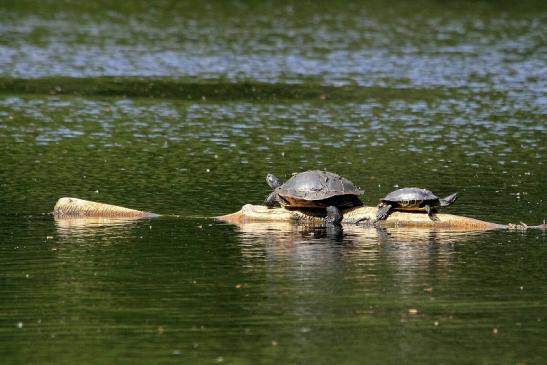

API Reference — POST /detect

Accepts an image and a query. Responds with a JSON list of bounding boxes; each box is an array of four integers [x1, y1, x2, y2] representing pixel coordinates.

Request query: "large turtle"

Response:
[[374, 187, 458, 221], [264, 170, 363, 225]]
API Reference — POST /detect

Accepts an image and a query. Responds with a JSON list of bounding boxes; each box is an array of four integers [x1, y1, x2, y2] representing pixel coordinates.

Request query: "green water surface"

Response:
[[0, 1, 546, 364]]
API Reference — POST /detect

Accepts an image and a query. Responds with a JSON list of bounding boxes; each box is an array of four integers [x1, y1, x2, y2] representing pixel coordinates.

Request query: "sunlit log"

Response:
[[51, 198, 544, 231], [53, 197, 159, 218], [216, 204, 505, 230]]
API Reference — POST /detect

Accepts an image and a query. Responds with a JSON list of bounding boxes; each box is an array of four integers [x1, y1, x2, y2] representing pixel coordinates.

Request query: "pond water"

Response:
[[0, 1, 546, 364]]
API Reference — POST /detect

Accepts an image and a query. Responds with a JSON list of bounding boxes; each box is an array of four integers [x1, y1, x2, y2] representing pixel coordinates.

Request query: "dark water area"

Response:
[[1, 1, 546, 364]]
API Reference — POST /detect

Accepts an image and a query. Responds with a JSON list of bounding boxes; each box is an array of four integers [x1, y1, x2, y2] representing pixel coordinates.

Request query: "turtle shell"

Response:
[[276, 170, 363, 208], [381, 187, 439, 209]]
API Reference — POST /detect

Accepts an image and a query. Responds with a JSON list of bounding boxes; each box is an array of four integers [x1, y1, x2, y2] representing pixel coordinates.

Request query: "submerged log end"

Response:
[[53, 197, 160, 218], [216, 204, 504, 230]]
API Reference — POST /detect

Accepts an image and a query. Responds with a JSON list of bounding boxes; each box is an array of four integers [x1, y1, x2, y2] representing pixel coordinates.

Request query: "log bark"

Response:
[[216, 204, 505, 230]]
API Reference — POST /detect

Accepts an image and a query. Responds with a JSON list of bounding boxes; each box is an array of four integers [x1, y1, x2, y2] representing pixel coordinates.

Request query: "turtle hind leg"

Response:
[[425, 205, 439, 222], [376, 203, 393, 221], [264, 192, 278, 208], [325, 206, 343, 226]]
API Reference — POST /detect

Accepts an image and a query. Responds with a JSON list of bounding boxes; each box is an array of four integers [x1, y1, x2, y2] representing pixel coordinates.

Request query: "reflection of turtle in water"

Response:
[[374, 187, 458, 221], [264, 170, 363, 226]]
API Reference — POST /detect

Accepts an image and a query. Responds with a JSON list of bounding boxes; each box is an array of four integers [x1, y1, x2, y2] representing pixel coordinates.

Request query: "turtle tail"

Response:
[[439, 192, 459, 207]]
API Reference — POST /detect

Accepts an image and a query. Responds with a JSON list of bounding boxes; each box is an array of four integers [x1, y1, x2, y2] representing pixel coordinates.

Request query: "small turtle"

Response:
[[374, 187, 458, 221], [264, 170, 363, 226]]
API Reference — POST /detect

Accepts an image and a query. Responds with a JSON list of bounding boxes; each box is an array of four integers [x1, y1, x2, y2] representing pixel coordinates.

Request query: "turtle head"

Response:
[[440, 192, 459, 207], [266, 174, 284, 189]]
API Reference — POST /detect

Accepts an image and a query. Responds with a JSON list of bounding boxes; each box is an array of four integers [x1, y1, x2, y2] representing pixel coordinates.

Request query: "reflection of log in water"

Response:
[[231, 221, 486, 245], [54, 216, 143, 234], [233, 222, 468, 298]]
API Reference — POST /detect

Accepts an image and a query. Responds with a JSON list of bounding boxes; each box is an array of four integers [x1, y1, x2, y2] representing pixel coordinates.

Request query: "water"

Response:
[[1, 1, 546, 364]]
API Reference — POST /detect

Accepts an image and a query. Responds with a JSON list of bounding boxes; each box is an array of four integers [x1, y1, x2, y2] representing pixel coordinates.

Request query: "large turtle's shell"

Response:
[[276, 170, 363, 208], [381, 187, 439, 209]]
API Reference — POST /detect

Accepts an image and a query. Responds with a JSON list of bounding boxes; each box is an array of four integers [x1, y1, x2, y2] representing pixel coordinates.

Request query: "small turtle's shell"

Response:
[[276, 170, 363, 208], [381, 187, 440, 209]]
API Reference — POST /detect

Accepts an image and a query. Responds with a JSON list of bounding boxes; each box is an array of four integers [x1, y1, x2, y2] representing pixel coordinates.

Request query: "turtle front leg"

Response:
[[264, 192, 278, 208], [375, 203, 393, 221], [424, 205, 439, 221], [325, 206, 343, 226]]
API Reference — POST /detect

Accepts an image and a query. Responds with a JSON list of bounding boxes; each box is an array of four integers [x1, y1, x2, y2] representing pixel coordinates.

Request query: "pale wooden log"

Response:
[[216, 204, 504, 230], [53, 197, 159, 218], [50, 198, 544, 231]]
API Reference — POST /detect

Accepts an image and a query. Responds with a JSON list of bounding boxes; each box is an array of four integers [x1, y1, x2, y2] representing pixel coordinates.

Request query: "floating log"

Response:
[[53, 197, 159, 218], [216, 204, 505, 230], [50, 198, 544, 231]]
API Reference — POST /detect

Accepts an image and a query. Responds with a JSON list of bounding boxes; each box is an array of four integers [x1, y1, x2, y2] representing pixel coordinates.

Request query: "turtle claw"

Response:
[[429, 214, 440, 222], [425, 205, 440, 222]]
